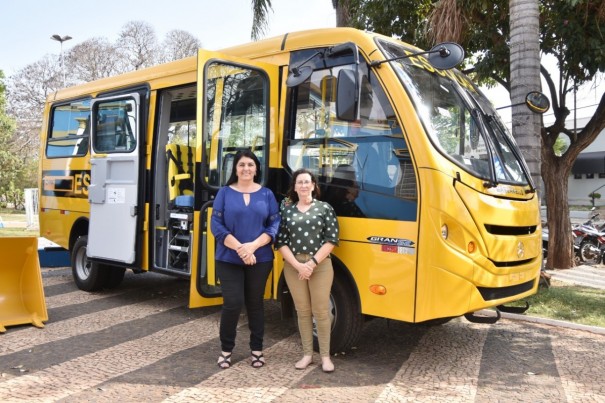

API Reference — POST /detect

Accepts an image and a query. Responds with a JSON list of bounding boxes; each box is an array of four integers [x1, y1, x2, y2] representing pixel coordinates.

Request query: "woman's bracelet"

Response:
[[311, 256, 319, 266]]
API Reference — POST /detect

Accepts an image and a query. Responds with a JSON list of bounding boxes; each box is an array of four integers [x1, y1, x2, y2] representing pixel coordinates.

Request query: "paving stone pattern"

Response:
[[1, 267, 605, 402]]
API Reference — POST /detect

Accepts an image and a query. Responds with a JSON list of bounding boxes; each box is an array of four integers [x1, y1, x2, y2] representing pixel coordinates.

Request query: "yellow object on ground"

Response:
[[0, 237, 48, 333]]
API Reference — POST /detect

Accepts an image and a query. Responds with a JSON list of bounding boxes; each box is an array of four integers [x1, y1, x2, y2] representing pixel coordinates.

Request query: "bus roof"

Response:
[[47, 28, 414, 102]]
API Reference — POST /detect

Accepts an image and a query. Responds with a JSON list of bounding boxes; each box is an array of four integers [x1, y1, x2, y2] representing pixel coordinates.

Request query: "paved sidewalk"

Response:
[[3, 267, 605, 402], [546, 264, 605, 289]]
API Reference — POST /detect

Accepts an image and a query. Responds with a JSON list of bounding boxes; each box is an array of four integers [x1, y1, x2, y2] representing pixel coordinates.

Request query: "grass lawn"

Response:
[[0, 209, 39, 237], [522, 280, 605, 328], [0, 227, 39, 237]]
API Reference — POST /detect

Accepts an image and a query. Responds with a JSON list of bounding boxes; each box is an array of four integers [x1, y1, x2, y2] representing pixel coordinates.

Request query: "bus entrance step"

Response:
[[497, 301, 529, 314], [464, 309, 501, 324]]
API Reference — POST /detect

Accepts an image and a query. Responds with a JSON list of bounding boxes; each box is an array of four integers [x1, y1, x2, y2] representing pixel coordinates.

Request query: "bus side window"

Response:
[[93, 99, 137, 153], [286, 57, 418, 220], [46, 99, 91, 158], [204, 64, 270, 188], [95, 114, 117, 151]]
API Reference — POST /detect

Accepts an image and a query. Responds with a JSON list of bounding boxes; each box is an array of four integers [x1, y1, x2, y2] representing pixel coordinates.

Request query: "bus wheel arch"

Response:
[[69, 217, 89, 251]]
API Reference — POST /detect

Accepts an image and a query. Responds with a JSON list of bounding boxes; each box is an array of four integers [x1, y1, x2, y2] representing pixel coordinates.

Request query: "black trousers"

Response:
[[216, 260, 273, 352]]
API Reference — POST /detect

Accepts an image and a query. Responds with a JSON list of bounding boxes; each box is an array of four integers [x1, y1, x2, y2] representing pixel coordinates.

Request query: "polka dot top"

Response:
[[275, 199, 339, 255]]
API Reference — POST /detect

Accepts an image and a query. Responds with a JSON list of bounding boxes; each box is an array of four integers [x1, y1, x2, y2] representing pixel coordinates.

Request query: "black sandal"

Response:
[[250, 352, 265, 368], [217, 352, 232, 369]]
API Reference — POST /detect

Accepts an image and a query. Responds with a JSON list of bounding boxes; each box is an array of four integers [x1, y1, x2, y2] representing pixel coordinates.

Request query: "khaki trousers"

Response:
[[283, 254, 334, 357]]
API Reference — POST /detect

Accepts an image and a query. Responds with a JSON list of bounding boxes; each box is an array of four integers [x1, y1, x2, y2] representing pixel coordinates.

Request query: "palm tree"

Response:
[[251, 0, 273, 41], [332, 0, 352, 27], [250, 0, 351, 41], [509, 0, 542, 196]]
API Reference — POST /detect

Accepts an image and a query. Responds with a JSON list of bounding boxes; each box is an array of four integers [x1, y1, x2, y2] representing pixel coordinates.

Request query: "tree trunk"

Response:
[[509, 0, 543, 195], [541, 90, 605, 269], [542, 150, 574, 269], [333, 0, 351, 27]]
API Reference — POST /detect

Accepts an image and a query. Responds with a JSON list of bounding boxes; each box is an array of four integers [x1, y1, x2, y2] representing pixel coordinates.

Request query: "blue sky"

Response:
[[0, 0, 335, 75]]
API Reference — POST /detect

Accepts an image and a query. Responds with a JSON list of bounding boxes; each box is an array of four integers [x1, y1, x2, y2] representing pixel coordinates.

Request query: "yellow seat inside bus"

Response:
[[166, 144, 194, 201]]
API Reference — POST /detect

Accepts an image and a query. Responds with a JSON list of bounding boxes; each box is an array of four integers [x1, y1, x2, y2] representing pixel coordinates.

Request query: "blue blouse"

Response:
[[211, 186, 280, 264]]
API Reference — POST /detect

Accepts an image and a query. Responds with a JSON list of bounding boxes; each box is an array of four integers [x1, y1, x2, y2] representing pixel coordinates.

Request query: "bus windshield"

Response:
[[376, 39, 532, 187]]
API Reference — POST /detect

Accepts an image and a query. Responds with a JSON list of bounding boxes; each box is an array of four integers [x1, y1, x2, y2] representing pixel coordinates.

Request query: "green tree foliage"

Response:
[[352, 0, 604, 90], [0, 70, 22, 208], [4, 21, 203, 209], [349, 0, 436, 49], [352, 0, 605, 269]]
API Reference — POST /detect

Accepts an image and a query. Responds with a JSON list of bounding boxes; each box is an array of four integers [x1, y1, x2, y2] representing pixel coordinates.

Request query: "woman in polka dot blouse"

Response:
[[276, 168, 340, 373]]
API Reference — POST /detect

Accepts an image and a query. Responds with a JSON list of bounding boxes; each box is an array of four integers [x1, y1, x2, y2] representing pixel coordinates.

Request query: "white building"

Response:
[[568, 116, 605, 207]]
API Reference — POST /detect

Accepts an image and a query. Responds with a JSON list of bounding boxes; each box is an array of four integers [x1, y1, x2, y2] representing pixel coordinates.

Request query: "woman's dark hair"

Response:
[[286, 169, 320, 203], [225, 149, 262, 186]]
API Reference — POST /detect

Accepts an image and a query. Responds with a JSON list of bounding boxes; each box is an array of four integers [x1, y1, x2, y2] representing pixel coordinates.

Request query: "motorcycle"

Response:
[[542, 226, 581, 266], [572, 211, 605, 265], [574, 225, 605, 265]]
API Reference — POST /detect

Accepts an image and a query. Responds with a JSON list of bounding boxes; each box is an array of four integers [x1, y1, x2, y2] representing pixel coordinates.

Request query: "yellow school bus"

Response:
[[39, 28, 542, 352]]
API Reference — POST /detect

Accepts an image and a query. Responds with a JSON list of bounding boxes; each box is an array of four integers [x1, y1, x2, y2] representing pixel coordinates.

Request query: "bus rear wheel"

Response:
[[313, 273, 363, 354], [71, 236, 109, 291]]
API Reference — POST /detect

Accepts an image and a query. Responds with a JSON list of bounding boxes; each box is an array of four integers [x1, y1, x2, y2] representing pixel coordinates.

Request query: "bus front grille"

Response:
[[484, 224, 537, 236], [477, 279, 535, 301]]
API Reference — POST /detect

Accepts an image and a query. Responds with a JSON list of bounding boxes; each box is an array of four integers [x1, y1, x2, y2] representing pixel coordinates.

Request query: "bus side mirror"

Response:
[[525, 91, 550, 114], [336, 69, 358, 122], [496, 91, 551, 114]]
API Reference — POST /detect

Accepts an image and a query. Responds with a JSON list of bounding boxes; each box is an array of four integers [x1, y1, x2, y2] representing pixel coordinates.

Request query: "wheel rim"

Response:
[[75, 244, 91, 279], [581, 243, 599, 264]]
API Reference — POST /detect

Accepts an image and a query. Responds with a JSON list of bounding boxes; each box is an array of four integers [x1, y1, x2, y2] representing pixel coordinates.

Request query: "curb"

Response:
[[477, 309, 605, 335]]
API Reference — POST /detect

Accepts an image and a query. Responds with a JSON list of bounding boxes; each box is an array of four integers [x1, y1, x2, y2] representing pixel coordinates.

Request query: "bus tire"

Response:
[[313, 273, 363, 354], [104, 267, 126, 289], [71, 236, 107, 291]]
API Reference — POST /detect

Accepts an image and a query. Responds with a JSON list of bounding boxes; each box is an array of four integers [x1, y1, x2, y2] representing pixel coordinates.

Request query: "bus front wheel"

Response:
[[313, 273, 363, 354], [71, 236, 108, 291]]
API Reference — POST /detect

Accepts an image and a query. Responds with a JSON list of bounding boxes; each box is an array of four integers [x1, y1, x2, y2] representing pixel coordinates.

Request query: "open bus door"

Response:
[[189, 50, 280, 308], [88, 94, 142, 265]]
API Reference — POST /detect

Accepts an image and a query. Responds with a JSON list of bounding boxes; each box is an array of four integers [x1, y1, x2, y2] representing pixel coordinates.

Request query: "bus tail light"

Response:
[[370, 284, 387, 295]]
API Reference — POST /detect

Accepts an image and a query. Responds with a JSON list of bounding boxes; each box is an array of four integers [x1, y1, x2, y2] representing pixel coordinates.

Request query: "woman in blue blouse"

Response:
[[211, 150, 280, 369], [276, 169, 340, 373]]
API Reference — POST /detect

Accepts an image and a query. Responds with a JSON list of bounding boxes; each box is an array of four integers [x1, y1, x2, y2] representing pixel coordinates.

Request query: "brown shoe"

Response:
[[295, 355, 313, 370], [321, 357, 334, 373]]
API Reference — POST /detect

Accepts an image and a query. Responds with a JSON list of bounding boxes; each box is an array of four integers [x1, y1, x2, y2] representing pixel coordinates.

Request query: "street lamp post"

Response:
[[50, 34, 72, 86]]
